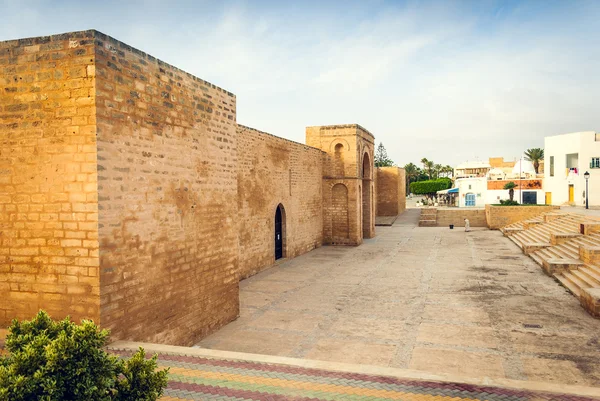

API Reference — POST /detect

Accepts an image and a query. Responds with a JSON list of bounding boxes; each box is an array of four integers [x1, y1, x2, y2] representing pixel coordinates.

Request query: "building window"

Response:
[[550, 156, 554, 177], [468, 184, 472, 190], [591, 158, 600, 169]]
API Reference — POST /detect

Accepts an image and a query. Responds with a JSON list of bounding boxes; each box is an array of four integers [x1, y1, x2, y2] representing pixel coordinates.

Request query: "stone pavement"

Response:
[[108, 344, 600, 400], [197, 209, 600, 387]]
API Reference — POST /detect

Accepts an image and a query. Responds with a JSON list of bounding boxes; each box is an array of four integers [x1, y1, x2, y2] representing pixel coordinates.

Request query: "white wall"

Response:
[[485, 189, 545, 205], [456, 177, 487, 207], [544, 131, 600, 206]]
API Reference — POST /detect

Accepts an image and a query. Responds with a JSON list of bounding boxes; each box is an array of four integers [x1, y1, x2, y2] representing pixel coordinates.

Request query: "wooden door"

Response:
[[568, 185, 574, 203], [545, 192, 552, 205]]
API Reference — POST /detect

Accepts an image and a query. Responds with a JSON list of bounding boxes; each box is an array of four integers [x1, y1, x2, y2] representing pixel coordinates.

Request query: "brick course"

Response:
[[236, 125, 323, 279], [0, 31, 99, 324], [1, 30, 383, 345]]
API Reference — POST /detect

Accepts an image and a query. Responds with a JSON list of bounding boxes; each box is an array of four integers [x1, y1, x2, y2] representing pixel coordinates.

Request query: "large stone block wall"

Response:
[[237, 125, 323, 279], [376, 167, 406, 216], [93, 32, 239, 345], [436, 209, 487, 227], [0, 32, 100, 326], [485, 205, 558, 229]]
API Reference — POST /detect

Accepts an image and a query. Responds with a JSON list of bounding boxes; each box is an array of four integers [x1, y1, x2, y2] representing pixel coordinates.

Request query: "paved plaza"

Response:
[[107, 345, 599, 400], [198, 209, 600, 387]]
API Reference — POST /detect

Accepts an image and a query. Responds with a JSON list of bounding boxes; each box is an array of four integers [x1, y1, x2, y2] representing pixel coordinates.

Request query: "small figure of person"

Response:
[[464, 218, 471, 232]]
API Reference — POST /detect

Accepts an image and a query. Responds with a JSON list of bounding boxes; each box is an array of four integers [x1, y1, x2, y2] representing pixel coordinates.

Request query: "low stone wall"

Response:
[[485, 205, 558, 229], [436, 209, 487, 227]]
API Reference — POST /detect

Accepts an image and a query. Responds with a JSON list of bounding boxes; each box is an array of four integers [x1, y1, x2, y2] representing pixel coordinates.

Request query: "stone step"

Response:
[[554, 272, 583, 297], [579, 266, 600, 286], [570, 270, 598, 288]]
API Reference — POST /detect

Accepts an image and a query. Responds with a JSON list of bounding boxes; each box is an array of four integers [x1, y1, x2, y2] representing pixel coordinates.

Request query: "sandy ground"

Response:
[[197, 209, 600, 386]]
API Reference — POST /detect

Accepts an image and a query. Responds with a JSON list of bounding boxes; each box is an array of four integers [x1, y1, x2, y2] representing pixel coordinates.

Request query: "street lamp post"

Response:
[[584, 171, 590, 209]]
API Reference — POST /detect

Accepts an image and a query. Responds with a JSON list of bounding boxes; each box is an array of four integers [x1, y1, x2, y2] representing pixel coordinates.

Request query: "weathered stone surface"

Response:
[[375, 167, 405, 217], [580, 288, 600, 318], [503, 227, 523, 237], [485, 205, 558, 229], [198, 209, 600, 386], [579, 245, 600, 264], [580, 223, 600, 236], [542, 258, 584, 276], [551, 232, 583, 245], [523, 242, 551, 255]]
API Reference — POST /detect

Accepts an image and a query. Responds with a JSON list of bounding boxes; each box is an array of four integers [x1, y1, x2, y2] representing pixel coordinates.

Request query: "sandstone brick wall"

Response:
[[376, 167, 406, 216], [93, 31, 239, 345], [436, 209, 487, 227], [307, 125, 375, 245], [485, 205, 558, 229], [0, 31, 100, 326], [236, 125, 323, 279]]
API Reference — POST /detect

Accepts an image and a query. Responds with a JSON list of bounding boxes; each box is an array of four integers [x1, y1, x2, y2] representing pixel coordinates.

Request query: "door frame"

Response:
[[274, 204, 286, 260]]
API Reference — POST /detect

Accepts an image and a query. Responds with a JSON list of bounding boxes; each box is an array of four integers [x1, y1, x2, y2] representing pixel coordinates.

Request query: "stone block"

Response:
[[503, 227, 523, 237], [579, 245, 600, 264], [550, 232, 582, 245], [544, 213, 564, 222], [523, 220, 542, 230], [579, 223, 600, 236], [523, 243, 550, 255], [541, 258, 583, 276], [580, 288, 600, 318]]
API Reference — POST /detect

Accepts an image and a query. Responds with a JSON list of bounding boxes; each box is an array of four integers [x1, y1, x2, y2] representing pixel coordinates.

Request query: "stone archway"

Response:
[[331, 183, 349, 241], [362, 153, 372, 239], [275, 204, 286, 260]]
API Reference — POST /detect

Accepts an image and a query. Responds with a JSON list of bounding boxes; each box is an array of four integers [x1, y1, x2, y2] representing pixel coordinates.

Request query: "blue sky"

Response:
[[1, 0, 599, 166]]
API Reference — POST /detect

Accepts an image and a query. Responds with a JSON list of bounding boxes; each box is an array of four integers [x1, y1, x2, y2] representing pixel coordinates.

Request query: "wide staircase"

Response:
[[418, 208, 437, 227], [501, 211, 600, 318]]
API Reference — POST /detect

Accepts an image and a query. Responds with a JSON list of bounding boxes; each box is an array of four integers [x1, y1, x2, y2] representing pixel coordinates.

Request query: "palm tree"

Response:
[[445, 165, 454, 178], [425, 160, 434, 179], [504, 181, 517, 201], [524, 148, 544, 174], [404, 163, 420, 194], [434, 164, 442, 179]]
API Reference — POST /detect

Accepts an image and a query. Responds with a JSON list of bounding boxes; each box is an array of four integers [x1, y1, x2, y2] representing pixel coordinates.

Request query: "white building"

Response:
[[454, 161, 491, 179], [455, 177, 487, 207], [544, 131, 600, 206]]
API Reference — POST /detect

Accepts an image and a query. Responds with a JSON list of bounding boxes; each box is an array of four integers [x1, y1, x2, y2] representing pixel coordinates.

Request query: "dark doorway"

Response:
[[522, 191, 537, 205], [275, 205, 283, 260]]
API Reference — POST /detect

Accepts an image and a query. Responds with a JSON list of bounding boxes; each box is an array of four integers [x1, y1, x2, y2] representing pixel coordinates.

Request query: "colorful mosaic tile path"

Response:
[[109, 348, 599, 401]]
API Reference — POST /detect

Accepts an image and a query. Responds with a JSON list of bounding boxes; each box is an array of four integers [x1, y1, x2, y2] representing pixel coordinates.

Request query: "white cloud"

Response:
[[0, 0, 598, 166]]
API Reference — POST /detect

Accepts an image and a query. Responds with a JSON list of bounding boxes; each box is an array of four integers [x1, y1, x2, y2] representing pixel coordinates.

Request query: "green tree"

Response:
[[433, 164, 442, 179], [0, 311, 169, 401], [404, 162, 420, 194], [374, 142, 394, 167], [524, 148, 544, 174], [503, 181, 517, 202], [409, 178, 452, 196]]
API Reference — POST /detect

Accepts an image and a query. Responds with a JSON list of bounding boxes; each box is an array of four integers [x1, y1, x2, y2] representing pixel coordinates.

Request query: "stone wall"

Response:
[[436, 209, 487, 227], [94, 32, 239, 345], [485, 205, 558, 229], [306, 125, 375, 245], [237, 125, 323, 279], [376, 167, 406, 216], [0, 31, 100, 326]]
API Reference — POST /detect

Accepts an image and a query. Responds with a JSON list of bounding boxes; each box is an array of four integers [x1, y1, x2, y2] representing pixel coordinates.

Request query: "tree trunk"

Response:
[[533, 161, 539, 174], [509, 188, 514, 201]]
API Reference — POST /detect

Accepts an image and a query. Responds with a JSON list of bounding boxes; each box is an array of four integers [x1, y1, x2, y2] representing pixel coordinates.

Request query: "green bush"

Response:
[[499, 199, 519, 206], [0, 311, 168, 401], [409, 178, 452, 195]]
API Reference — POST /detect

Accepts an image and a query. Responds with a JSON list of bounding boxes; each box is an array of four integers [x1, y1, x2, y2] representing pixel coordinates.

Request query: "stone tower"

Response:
[[306, 125, 375, 245]]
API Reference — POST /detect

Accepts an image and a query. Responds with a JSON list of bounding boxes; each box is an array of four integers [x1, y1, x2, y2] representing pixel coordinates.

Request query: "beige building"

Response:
[[0, 30, 405, 345]]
